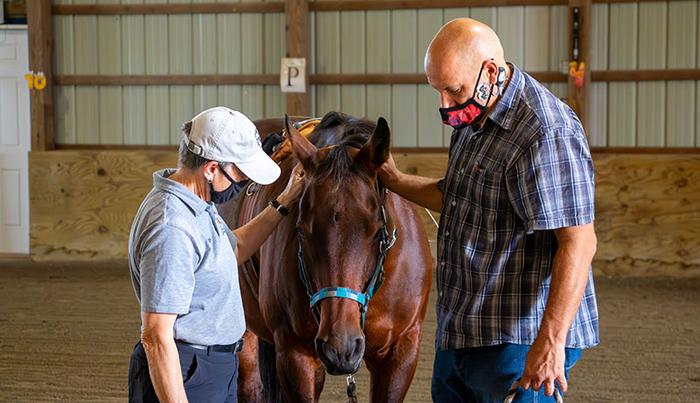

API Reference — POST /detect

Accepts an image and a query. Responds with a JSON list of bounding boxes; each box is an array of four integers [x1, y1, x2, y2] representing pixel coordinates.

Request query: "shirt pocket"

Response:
[[467, 162, 508, 213]]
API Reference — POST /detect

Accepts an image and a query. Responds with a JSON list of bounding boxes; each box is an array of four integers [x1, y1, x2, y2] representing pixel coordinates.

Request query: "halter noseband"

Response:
[[296, 182, 397, 328]]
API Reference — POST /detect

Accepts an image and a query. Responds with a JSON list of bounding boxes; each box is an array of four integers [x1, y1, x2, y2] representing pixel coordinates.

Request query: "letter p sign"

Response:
[[280, 58, 306, 93]]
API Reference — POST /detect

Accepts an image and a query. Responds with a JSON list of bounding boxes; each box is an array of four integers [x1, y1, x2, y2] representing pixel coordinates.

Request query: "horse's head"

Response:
[[286, 113, 392, 375]]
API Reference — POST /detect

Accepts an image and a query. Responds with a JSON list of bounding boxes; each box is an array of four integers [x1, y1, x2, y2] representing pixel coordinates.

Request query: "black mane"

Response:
[[309, 112, 377, 182]]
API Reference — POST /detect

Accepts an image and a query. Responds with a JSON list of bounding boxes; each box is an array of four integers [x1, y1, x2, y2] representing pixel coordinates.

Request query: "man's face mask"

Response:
[[439, 63, 496, 130], [209, 164, 246, 204]]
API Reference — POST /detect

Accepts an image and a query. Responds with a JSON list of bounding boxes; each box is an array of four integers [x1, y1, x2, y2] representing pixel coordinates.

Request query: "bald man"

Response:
[[378, 19, 599, 402]]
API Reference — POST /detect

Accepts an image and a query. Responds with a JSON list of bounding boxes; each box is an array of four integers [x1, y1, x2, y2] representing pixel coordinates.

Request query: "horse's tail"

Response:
[[258, 339, 282, 403]]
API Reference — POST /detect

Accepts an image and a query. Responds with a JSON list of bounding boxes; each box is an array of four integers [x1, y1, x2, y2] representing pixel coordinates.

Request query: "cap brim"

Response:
[[235, 149, 281, 185]]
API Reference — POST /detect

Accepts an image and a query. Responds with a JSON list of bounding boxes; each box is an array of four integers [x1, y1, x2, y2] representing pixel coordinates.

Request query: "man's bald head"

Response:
[[426, 18, 505, 77], [425, 18, 509, 109]]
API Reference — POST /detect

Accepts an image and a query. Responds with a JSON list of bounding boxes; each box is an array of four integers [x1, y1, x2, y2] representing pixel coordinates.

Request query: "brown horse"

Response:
[[219, 112, 432, 402]]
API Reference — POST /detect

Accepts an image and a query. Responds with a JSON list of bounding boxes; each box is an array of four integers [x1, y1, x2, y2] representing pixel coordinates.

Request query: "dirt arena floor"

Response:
[[0, 259, 698, 402]]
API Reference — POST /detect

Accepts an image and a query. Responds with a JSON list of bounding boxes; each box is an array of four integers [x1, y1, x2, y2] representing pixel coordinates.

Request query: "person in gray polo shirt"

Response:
[[127, 107, 304, 403]]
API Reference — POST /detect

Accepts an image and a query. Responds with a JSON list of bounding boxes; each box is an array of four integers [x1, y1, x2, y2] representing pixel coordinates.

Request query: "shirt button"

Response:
[[451, 200, 456, 206], [440, 262, 445, 267], [445, 231, 450, 236], [439, 291, 443, 297]]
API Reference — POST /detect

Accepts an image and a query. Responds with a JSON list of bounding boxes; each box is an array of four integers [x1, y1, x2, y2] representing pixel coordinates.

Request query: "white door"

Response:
[[0, 28, 30, 254]]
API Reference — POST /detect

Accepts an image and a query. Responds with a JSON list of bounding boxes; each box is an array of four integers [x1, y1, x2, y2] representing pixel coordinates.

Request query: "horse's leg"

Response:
[[365, 324, 423, 403], [238, 331, 264, 403], [313, 364, 326, 402], [275, 345, 323, 403]]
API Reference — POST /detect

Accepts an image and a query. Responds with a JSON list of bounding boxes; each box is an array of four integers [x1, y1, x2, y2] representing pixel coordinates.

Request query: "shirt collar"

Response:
[[486, 62, 524, 131], [153, 168, 210, 216]]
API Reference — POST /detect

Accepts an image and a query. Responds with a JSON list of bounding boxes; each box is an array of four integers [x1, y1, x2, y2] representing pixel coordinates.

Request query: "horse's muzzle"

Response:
[[315, 335, 365, 375]]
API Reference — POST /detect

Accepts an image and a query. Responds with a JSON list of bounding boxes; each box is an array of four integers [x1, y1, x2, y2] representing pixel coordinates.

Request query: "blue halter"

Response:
[[296, 186, 397, 328]]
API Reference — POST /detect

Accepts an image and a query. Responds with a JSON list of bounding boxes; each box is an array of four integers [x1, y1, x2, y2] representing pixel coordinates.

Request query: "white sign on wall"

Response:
[[280, 58, 306, 93]]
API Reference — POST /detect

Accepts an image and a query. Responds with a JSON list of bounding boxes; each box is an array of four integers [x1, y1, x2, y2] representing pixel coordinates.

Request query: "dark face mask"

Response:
[[209, 164, 247, 204], [439, 63, 494, 130]]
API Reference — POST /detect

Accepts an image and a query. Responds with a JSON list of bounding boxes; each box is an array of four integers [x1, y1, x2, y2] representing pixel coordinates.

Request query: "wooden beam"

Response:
[[285, 0, 310, 116], [567, 0, 591, 133], [54, 74, 279, 86], [52, 3, 284, 15], [27, 0, 55, 151], [591, 69, 700, 82], [309, 0, 567, 11]]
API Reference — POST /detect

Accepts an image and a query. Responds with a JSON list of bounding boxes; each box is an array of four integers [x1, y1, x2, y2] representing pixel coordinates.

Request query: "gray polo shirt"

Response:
[[128, 168, 245, 346]]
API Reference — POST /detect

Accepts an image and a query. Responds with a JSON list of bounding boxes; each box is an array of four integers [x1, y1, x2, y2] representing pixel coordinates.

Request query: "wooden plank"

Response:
[[666, 81, 696, 147], [285, 0, 309, 115], [607, 3, 637, 146], [144, 0, 169, 145], [53, 5, 76, 145], [524, 6, 549, 71], [310, 0, 566, 11], [365, 11, 391, 74], [27, 0, 55, 150], [314, 11, 340, 116], [549, 5, 568, 73], [339, 11, 365, 117], [392, 10, 418, 146], [608, 83, 636, 146], [365, 85, 392, 123], [497, 7, 524, 67], [168, 0, 193, 143], [418, 9, 444, 74], [392, 85, 418, 147], [391, 10, 417, 74], [56, 74, 282, 86], [636, 2, 666, 147], [121, 2, 145, 145], [97, 0, 123, 145], [666, 0, 698, 148], [417, 9, 444, 147], [591, 69, 700, 81], [418, 84, 443, 147], [469, 7, 496, 29], [588, 82, 607, 146], [30, 151, 700, 278], [587, 4, 608, 145], [53, 2, 285, 14], [73, 0, 100, 145]]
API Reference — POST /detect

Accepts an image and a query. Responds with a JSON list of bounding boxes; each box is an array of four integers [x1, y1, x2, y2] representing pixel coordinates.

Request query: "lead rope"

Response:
[[346, 374, 358, 403]]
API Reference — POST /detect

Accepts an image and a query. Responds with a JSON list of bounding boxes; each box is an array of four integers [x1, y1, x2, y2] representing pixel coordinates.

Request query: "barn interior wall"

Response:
[[29, 150, 700, 278]]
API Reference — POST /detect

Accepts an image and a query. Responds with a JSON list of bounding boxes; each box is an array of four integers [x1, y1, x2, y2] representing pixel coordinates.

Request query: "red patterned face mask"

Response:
[[439, 64, 493, 130]]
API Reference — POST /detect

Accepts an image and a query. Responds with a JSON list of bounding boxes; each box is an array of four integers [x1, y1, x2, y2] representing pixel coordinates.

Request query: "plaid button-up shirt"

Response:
[[436, 64, 599, 350]]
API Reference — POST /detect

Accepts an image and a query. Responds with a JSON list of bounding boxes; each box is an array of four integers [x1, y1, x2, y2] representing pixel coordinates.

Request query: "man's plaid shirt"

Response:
[[435, 64, 599, 350]]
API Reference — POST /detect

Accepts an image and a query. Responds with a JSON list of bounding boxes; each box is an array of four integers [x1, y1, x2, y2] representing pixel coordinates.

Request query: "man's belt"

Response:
[[176, 339, 244, 354]]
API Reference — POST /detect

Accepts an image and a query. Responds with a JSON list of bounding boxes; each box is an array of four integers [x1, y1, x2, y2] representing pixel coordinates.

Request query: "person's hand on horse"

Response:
[[377, 152, 401, 188], [518, 336, 568, 398], [278, 163, 305, 207]]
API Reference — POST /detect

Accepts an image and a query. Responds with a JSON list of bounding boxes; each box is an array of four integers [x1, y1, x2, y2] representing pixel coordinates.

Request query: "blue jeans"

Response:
[[432, 343, 582, 403]]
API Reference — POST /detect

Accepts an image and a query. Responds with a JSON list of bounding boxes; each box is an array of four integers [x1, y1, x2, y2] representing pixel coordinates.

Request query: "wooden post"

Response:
[[285, 0, 309, 116], [27, 0, 55, 151], [567, 0, 590, 134]]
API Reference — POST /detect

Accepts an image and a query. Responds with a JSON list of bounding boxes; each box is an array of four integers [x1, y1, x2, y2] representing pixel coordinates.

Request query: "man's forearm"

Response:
[[384, 172, 444, 212], [142, 336, 187, 403], [537, 227, 597, 344]]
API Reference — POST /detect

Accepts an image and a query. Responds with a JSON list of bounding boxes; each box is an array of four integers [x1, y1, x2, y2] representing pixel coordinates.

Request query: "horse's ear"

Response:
[[285, 114, 318, 171], [356, 117, 391, 172]]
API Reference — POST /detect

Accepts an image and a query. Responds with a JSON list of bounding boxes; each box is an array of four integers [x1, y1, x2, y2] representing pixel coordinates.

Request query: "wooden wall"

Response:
[[29, 150, 700, 277], [588, 2, 700, 147], [52, 0, 286, 145]]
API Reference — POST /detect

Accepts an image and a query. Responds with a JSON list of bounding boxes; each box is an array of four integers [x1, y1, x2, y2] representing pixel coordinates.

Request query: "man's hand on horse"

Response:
[[377, 152, 401, 187], [518, 336, 568, 397], [278, 163, 305, 206]]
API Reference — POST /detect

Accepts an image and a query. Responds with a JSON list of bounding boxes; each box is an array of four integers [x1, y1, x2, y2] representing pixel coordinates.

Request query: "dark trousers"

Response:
[[432, 343, 582, 403], [128, 341, 239, 403]]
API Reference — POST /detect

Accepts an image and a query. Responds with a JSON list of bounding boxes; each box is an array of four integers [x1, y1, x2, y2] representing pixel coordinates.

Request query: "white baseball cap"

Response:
[[184, 106, 281, 185]]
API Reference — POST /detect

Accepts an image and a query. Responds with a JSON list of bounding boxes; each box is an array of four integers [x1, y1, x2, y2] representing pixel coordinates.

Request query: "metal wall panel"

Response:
[[608, 3, 637, 147], [637, 2, 667, 147]]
